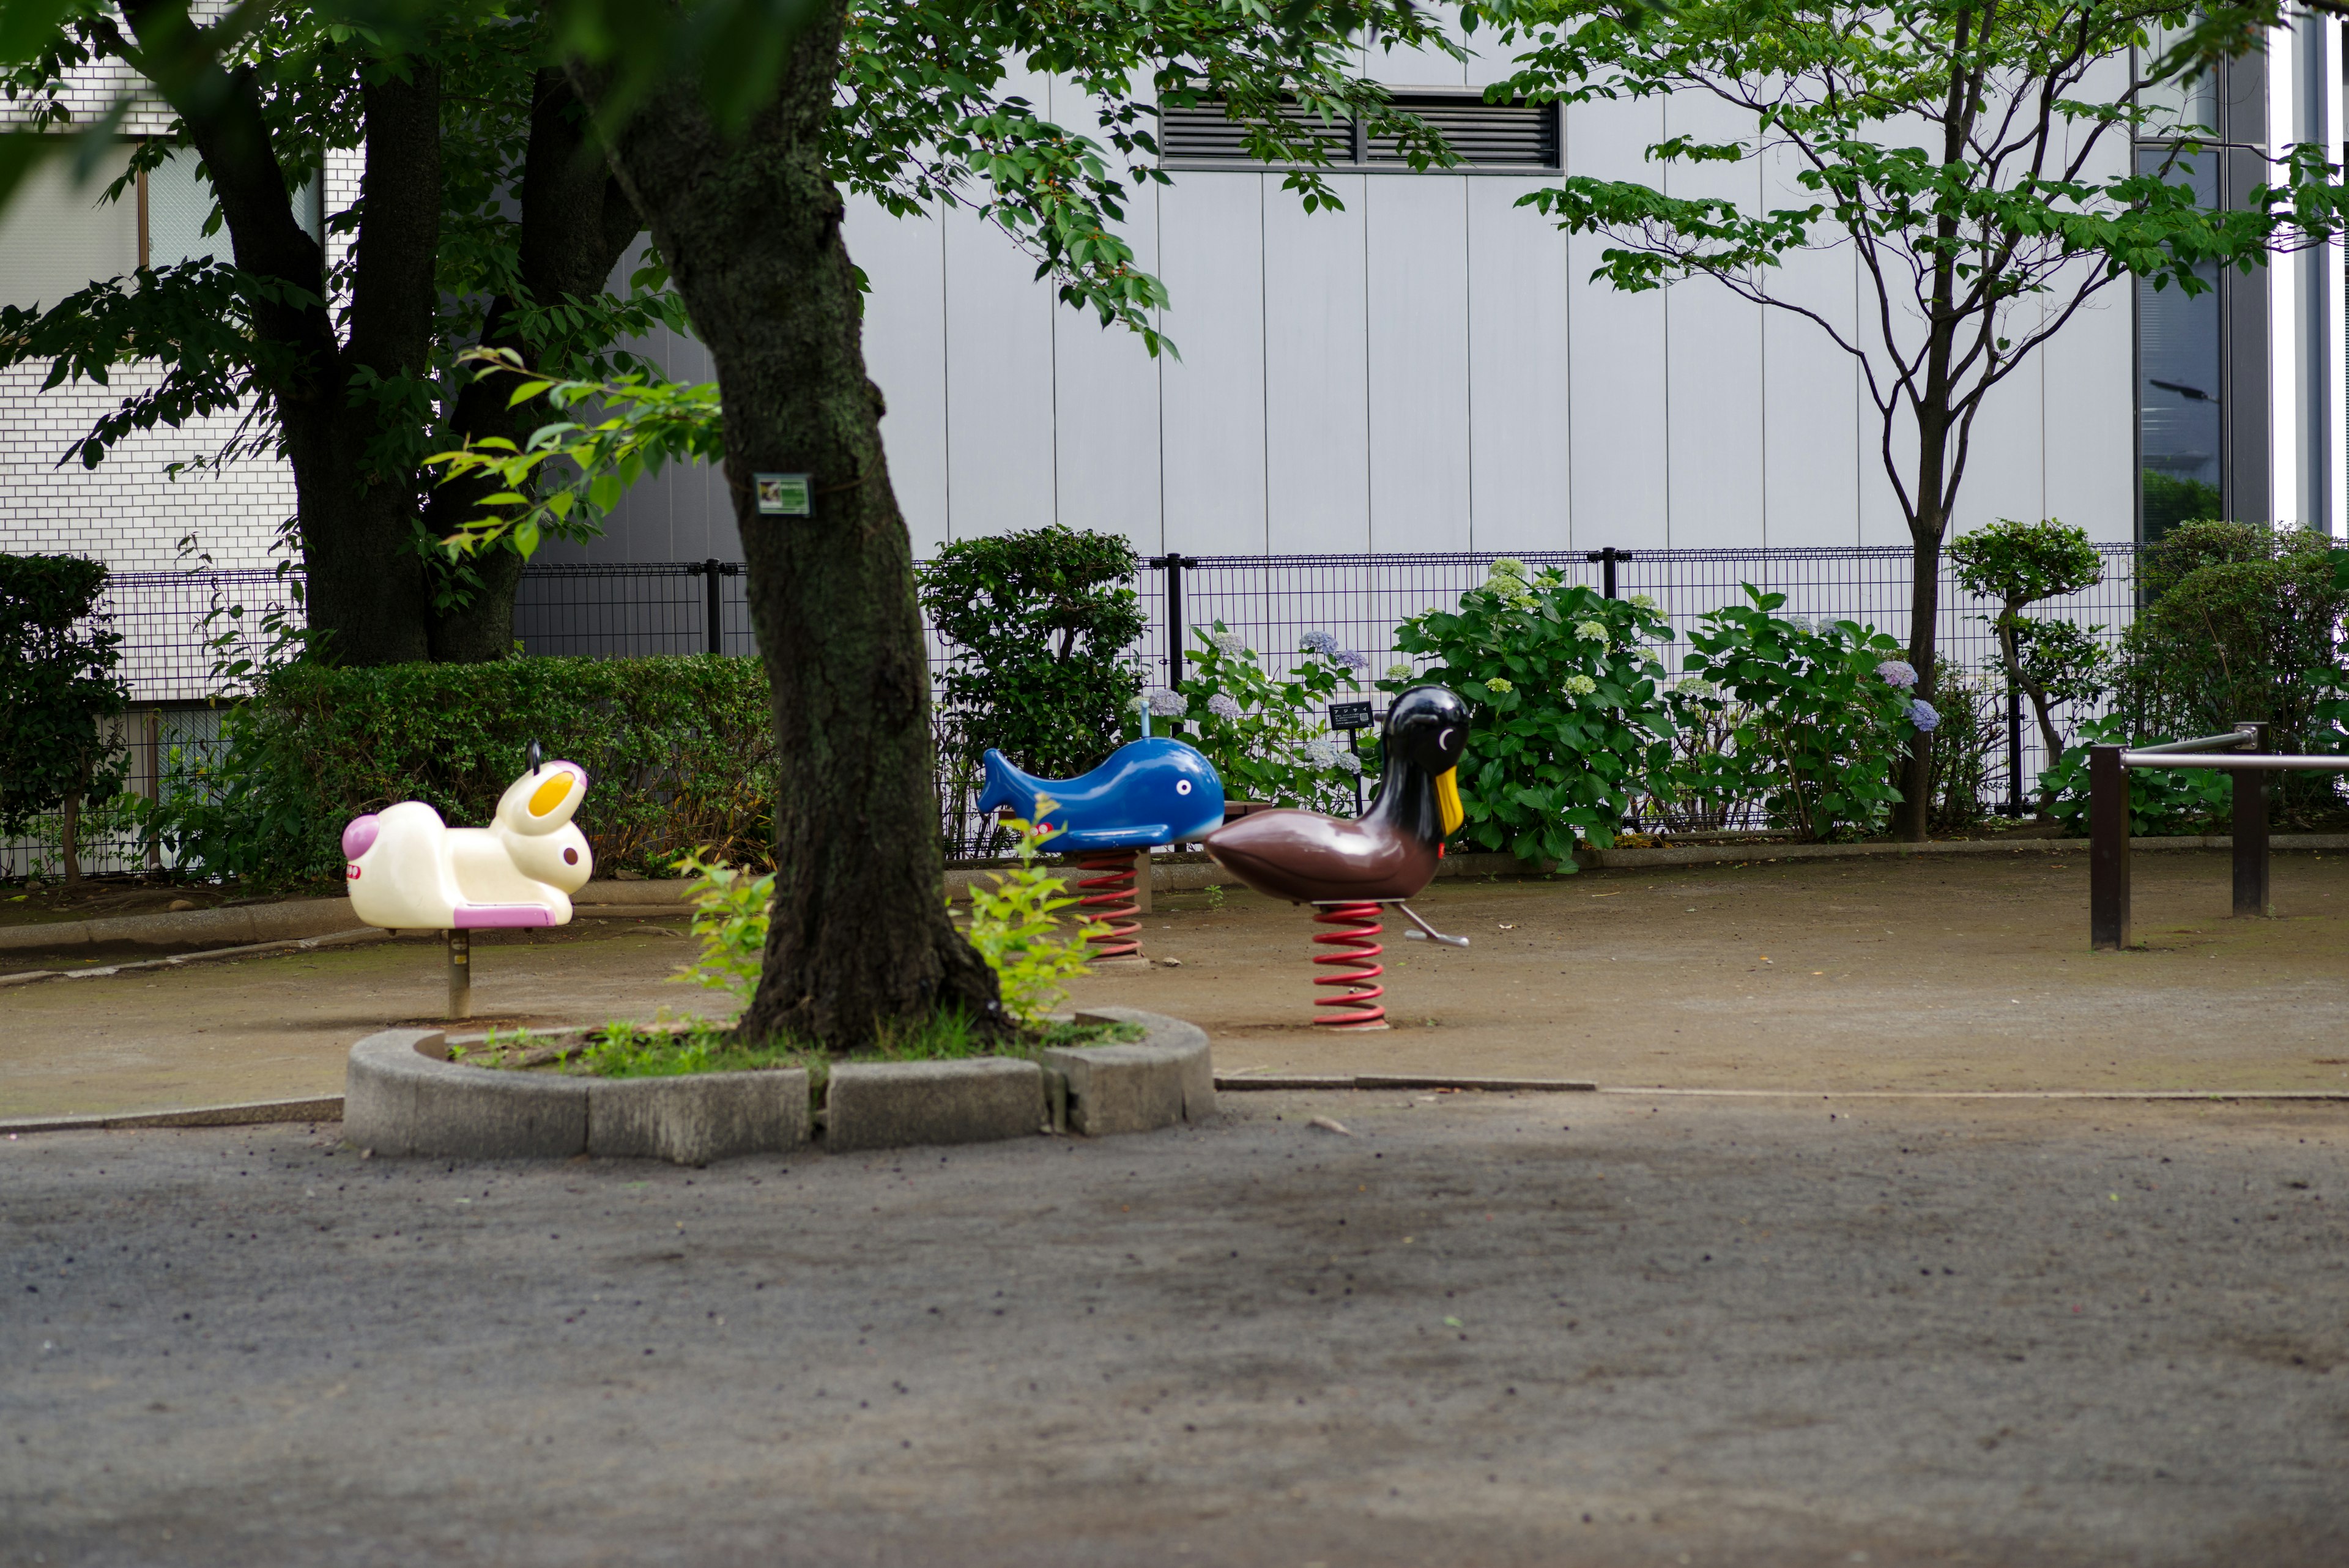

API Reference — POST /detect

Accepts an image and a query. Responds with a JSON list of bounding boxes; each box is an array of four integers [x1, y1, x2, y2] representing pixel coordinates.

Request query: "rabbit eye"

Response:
[[563, 847, 579, 865], [1176, 779, 1192, 795]]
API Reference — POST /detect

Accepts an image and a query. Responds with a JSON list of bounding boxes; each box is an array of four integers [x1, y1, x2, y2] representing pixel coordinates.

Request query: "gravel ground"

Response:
[[4, 1091, 2344, 1567]]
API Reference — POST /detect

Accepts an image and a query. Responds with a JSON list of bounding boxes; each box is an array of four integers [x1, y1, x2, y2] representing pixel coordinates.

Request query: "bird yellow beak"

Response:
[[1434, 767, 1463, 838]]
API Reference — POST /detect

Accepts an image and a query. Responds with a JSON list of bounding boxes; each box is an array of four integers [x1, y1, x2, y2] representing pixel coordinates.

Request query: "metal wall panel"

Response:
[[942, 201, 1058, 540], [842, 195, 951, 556], [1050, 180, 1165, 552], [1466, 176, 1572, 551], [1157, 174, 1269, 553], [1662, 92, 1764, 549], [1368, 177, 1474, 550], [1263, 174, 1370, 552], [1565, 95, 1670, 548]]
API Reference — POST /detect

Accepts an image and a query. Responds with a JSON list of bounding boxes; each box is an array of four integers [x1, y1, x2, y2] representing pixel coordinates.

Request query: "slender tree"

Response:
[[1471, 0, 2349, 838]]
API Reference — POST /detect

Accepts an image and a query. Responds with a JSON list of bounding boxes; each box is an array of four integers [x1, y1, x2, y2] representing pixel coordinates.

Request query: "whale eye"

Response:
[[1175, 779, 1193, 795]]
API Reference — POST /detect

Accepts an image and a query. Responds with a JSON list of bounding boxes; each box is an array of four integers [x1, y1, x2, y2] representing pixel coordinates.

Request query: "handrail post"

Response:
[[703, 558, 723, 656], [2090, 743, 2129, 950], [1163, 552, 1187, 690], [2232, 721, 2271, 917]]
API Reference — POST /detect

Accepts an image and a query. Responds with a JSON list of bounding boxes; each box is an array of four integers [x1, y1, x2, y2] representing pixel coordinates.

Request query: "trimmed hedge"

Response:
[[147, 656, 774, 888]]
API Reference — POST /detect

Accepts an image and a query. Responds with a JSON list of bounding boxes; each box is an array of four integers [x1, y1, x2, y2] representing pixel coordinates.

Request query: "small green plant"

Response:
[[1392, 560, 1675, 866], [2038, 715, 2233, 836], [1203, 882, 1226, 909], [577, 1019, 803, 1078], [960, 798, 1104, 1023], [1163, 622, 1364, 811], [672, 849, 777, 1006], [1675, 588, 1918, 841]]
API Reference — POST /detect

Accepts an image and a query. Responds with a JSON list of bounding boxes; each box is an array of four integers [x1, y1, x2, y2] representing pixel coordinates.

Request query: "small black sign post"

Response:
[[1329, 701, 1375, 814]]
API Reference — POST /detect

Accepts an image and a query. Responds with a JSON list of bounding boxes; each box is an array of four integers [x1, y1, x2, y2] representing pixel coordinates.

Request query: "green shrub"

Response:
[[1924, 669, 1999, 833], [1674, 589, 1918, 841], [141, 655, 775, 887], [959, 803, 1104, 1023], [1165, 621, 1365, 812], [1392, 560, 1675, 865], [0, 553, 128, 882], [2110, 526, 2348, 823], [1948, 518, 2109, 812], [921, 527, 1146, 854], [2135, 518, 2274, 603]]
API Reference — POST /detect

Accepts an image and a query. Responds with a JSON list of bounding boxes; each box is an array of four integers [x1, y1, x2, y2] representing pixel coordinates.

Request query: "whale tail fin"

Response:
[[973, 748, 1037, 821]]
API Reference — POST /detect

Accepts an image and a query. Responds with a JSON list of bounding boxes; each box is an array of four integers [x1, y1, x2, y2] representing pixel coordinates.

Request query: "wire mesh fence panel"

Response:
[[29, 546, 2154, 881]]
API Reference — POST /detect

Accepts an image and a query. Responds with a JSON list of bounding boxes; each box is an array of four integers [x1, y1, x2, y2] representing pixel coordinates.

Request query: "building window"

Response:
[[2135, 40, 2225, 541], [1157, 93, 1560, 171]]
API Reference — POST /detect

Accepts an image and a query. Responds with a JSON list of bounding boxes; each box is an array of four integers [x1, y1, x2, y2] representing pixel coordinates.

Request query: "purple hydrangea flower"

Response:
[[1907, 699, 1941, 732], [1876, 659, 1918, 689], [1207, 693, 1242, 720], [1299, 630, 1342, 656], [1146, 688, 1186, 718], [1336, 648, 1369, 671]]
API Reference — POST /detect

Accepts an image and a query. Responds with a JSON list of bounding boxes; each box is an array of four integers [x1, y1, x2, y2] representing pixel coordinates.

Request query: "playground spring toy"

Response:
[[976, 735, 1225, 962], [1203, 686, 1471, 1028], [343, 745, 592, 1016]]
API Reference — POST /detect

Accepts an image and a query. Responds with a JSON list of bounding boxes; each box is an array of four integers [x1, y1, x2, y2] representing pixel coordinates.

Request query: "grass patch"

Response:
[[449, 1013, 1147, 1080]]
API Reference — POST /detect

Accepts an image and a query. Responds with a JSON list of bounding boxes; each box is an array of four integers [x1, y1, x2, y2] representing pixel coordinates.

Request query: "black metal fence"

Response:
[[9, 545, 2145, 879]]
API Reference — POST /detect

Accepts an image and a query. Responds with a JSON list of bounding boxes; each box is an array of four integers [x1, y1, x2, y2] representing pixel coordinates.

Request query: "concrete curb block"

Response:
[[0, 1096, 346, 1135], [826, 1057, 1047, 1152], [1, 927, 391, 987], [0, 896, 369, 954], [343, 1028, 810, 1165], [1215, 1074, 1598, 1093], [1047, 1008, 1216, 1135]]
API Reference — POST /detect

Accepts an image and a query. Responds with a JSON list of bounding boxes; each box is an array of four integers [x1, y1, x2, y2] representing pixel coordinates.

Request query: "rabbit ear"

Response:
[[527, 768, 575, 819]]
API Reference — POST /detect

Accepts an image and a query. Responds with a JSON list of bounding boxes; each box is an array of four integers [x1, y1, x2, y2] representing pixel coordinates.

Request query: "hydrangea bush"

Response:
[[1163, 620, 1365, 812], [1390, 560, 1674, 867], [1672, 587, 1920, 841]]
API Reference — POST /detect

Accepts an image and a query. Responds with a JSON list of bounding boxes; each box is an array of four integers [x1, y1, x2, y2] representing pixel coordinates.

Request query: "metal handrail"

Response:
[[2120, 752, 2349, 770], [2124, 730, 2259, 755]]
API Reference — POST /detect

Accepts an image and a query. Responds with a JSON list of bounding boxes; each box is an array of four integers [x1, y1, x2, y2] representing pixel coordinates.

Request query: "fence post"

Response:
[[2006, 688, 2024, 816], [2232, 721, 2271, 917], [2090, 743, 2129, 951], [703, 559, 723, 655], [1598, 546, 1620, 599], [1162, 552, 1187, 689]]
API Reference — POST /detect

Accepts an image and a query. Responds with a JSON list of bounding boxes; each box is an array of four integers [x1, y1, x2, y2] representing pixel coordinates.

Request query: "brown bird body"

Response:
[[1203, 807, 1439, 904], [1203, 685, 1470, 905]]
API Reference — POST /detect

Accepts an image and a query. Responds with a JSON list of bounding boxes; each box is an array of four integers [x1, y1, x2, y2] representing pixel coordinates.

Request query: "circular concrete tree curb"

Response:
[[343, 1008, 1212, 1164], [344, 1030, 808, 1166]]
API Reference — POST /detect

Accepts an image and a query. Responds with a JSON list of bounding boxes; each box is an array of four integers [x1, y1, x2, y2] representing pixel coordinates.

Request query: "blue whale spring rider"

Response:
[[974, 737, 1226, 852]]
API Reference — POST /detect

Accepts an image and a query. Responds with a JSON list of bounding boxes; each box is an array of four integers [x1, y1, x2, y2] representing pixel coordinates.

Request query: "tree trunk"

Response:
[[568, 9, 1002, 1047], [426, 70, 648, 663], [59, 787, 81, 886]]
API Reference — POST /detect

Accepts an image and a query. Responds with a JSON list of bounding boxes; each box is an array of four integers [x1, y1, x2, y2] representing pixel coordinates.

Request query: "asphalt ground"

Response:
[[4, 1091, 2345, 1567]]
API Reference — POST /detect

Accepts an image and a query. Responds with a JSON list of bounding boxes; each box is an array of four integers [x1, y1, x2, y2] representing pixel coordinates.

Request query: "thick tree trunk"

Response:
[[427, 70, 648, 663], [125, 5, 444, 667], [568, 9, 1001, 1046]]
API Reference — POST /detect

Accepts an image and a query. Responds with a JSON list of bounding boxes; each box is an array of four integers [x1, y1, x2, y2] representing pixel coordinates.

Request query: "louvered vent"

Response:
[[1157, 94, 1558, 170], [1158, 102, 1354, 163], [1367, 95, 1557, 168]]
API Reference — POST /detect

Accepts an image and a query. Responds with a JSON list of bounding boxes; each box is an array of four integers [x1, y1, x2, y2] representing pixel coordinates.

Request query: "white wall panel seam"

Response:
[[938, 212, 954, 542]]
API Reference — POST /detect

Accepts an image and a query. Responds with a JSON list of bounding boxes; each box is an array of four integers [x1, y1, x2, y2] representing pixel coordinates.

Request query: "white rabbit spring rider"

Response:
[[342, 742, 593, 1017]]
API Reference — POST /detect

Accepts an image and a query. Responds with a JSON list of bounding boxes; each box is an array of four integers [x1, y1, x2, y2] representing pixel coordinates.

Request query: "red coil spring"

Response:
[[1072, 849, 1143, 961], [1311, 902, 1387, 1029]]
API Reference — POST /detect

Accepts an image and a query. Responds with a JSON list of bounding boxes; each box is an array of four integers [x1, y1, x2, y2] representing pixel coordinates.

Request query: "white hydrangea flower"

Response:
[[1146, 688, 1187, 718], [1781, 614, 1813, 635], [1210, 630, 1247, 656], [1206, 693, 1242, 719], [1674, 677, 1721, 700], [1385, 662, 1416, 682], [1485, 677, 1514, 695], [1564, 674, 1598, 696], [1334, 751, 1362, 775], [1488, 557, 1529, 583], [1628, 593, 1658, 610], [1574, 620, 1609, 644]]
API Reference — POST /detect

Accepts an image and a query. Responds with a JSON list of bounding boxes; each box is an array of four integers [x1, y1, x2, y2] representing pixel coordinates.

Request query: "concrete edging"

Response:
[[336, 1008, 1212, 1164]]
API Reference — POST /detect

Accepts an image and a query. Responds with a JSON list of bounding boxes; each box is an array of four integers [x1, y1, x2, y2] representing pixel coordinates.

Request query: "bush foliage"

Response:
[[0, 554, 129, 880], [142, 655, 775, 887]]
